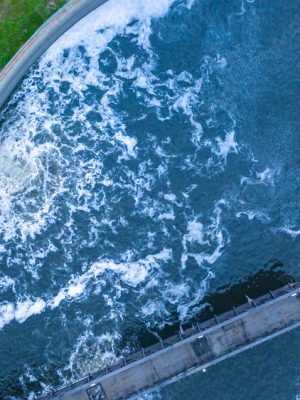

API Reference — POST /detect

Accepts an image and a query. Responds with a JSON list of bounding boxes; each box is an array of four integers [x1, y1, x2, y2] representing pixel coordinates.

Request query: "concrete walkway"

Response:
[[0, 0, 108, 111], [39, 283, 300, 400]]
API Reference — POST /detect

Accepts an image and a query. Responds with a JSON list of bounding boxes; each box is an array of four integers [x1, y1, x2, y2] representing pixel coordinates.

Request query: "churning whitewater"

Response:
[[1, 0, 300, 399]]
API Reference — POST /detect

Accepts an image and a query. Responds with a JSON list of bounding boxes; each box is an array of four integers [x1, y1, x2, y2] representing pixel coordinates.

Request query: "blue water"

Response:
[[0, 0, 300, 398]]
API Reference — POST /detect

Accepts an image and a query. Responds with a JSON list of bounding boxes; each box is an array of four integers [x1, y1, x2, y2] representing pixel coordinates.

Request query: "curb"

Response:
[[0, 0, 108, 111]]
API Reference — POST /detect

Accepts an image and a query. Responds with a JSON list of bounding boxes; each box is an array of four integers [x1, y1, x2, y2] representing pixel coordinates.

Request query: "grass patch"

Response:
[[0, 0, 67, 70]]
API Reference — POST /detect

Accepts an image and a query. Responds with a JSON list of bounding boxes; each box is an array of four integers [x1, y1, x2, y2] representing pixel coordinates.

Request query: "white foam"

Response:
[[181, 219, 206, 268], [50, 249, 172, 312], [0, 298, 46, 329], [115, 131, 137, 159], [15, 299, 46, 322], [278, 227, 300, 239], [213, 131, 238, 162], [67, 329, 122, 377], [186, 220, 206, 244], [0, 0, 230, 373], [0, 303, 14, 329], [177, 284, 211, 321], [170, 74, 203, 144], [236, 210, 270, 222], [0, 248, 173, 331], [163, 193, 176, 202], [180, 201, 226, 283], [91, 248, 172, 287], [0, 276, 14, 292], [241, 167, 277, 188], [185, 0, 196, 9], [0, 129, 65, 241], [164, 282, 190, 305], [0, 0, 182, 242], [158, 211, 175, 220], [43, 0, 177, 69], [141, 300, 170, 318], [256, 168, 276, 185]]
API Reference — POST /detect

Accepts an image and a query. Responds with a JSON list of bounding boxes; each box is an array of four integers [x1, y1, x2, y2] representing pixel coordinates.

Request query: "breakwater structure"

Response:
[[39, 282, 300, 400], [0, 0, 108, 110]]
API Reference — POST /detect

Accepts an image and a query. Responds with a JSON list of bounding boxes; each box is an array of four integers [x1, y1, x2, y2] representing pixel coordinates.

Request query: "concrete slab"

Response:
[[39, 284, 300, 400]]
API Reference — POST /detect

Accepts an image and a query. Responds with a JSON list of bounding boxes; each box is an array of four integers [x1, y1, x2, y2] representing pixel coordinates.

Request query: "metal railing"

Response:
[[39, 282, 300, 399]]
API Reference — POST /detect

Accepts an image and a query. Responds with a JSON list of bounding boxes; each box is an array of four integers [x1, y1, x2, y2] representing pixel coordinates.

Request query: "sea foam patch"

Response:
[[0, 298, 46, 329], [44, 0, 176, 60], [0, 250, 172, 330], [0, 0, 271, 398], [0, 0, 230, 347]]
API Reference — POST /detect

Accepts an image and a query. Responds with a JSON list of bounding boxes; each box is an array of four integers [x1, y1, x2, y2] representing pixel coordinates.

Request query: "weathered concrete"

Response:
[[42, 284, 300, 400], [0, 0, 108, 110]]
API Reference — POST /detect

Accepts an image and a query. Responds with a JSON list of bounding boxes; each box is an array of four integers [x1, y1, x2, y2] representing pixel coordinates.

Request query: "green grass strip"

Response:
[[0, 0, 67, 70]]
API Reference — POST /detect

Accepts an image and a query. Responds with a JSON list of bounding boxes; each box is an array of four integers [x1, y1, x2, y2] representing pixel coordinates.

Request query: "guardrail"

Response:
[[39, 282, 300, 399]]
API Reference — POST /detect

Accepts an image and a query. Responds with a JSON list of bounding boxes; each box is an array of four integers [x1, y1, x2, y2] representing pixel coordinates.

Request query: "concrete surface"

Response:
[[45, 285, 300, 400], [0, 0, 108, 110]]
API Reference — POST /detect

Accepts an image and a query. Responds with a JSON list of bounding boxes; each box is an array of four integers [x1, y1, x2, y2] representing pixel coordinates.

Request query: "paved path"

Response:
[[0, 0, 108, 110], [40, 283, 300, 400]]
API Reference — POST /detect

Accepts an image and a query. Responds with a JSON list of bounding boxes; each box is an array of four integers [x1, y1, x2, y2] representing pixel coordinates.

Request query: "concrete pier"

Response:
[[39, 283, 300, 400]]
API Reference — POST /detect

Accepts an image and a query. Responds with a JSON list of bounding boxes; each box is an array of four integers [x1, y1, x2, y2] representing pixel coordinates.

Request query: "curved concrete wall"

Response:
[[0, 0, 108, 111]]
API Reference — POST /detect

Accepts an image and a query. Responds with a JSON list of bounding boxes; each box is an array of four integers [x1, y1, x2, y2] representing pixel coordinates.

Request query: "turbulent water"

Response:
[[0, 0, 300, 398]]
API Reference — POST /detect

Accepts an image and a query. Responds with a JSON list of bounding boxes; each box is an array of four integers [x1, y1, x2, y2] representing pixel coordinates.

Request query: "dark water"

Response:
[[0, 0, 300, 398]]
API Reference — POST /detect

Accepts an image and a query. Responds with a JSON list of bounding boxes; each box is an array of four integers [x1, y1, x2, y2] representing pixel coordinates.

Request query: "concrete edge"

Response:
[[74, 288, 300, 384], [0, 0, 108, 111], [51, 287, 300, 399], [128, 319, 300, 400]]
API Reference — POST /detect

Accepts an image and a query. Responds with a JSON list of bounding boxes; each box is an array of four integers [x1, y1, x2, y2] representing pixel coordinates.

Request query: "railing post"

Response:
[[245, 295, 256, 307], [37, 282, 300, 400], [288, 282, 295, 291]]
